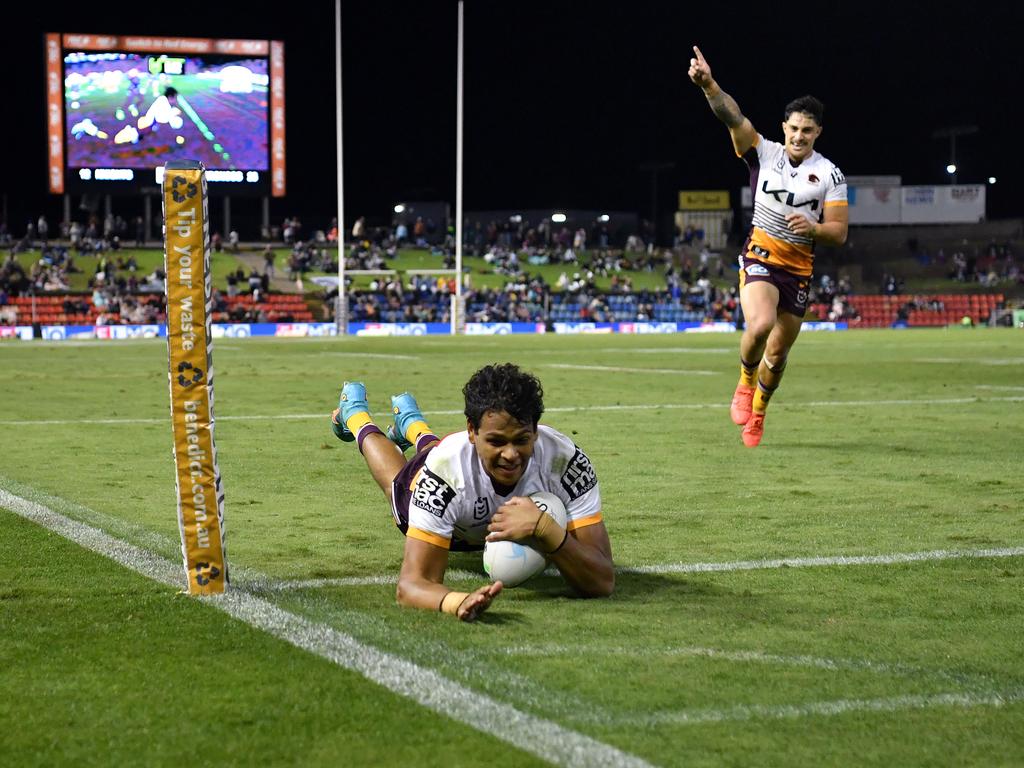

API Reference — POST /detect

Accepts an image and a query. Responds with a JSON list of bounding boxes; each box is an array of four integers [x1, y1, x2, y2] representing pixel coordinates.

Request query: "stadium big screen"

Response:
[[46, 33, 285, 197]]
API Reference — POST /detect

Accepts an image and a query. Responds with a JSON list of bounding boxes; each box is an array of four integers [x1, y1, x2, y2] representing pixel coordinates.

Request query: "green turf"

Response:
[[1, 329, 1023, 766], [0, 511, 543, 768]]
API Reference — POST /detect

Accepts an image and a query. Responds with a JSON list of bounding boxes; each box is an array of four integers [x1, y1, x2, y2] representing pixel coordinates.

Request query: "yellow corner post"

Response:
[[162, 161, 227, 594]]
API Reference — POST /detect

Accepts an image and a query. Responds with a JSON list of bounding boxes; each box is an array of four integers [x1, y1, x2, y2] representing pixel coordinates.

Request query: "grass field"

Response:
[[1, 328, 1023, 766]]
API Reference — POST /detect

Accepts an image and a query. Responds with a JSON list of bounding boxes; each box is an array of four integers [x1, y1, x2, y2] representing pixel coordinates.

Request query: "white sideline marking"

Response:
[[799, 396, 1024, 408], [264, 547, 1024, 590], [605, 690, 1024, 727], [976, 385, 1024, 391], [0, 488, 652, 768], [0, 478, 599, 723], [522, 348, 732, 355], [4, 486, 1021, 730], [317, 352, 420, 360], [625, 348, 732, 354], [917, 357, 1024, 366], [2, 395, 1022, 427], [544, 364, 718, 375], [255, 568, 481, 591], [621, 547, 1024, 575], [494, 645, 1000, 689]]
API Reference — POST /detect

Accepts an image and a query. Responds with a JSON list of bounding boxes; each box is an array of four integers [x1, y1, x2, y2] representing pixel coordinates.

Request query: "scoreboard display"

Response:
[[46, 33, 285, 197]]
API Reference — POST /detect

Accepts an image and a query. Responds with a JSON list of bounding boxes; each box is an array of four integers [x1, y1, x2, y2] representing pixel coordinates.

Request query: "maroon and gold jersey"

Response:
[[396, 426, 603, 551], [740, 134, 847, 277]]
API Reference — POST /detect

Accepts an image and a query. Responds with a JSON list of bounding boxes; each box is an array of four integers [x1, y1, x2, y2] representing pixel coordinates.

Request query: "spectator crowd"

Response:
[[3, 207, 1021, 329]]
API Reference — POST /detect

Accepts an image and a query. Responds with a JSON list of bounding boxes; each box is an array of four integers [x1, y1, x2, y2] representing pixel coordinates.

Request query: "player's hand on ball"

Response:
[[486, 496, 542, 542], [458, 582, 503, 622]]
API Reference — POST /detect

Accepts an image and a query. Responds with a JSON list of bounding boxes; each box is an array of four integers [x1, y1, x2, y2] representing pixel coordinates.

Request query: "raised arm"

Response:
[[688, 45, 758, 156]]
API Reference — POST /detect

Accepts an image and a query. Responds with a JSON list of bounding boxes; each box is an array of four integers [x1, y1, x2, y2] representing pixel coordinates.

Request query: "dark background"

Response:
[[6, 1, 1024, 239]]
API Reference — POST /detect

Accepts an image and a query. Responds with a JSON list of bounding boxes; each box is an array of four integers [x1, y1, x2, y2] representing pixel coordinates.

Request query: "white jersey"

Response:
[[741, 134, 847, 277], [404, 425, 603, 550]]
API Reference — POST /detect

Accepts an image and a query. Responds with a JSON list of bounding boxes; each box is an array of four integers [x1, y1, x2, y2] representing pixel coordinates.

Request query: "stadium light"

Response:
[[988, 176, 997, 184], [598, 214, 610, 223], [933, 125, 976, 188], [551, 212, 567, 223], [394, 204, 406, 213]]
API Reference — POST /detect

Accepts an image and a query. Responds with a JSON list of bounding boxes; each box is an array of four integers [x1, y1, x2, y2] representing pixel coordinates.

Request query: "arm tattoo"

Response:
[[705, 89, 745, 128]]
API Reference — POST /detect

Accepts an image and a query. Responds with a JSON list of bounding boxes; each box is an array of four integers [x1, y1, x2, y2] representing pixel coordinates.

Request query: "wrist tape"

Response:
[[533, 511, 568, 555], [440, 591, 470, 615]]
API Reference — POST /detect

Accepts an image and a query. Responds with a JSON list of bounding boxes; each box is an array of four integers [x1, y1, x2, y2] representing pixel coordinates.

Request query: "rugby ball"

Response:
[[483, 491, 568, 587]]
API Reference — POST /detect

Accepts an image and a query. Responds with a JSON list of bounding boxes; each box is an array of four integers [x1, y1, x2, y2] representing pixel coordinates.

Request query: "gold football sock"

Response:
[[404, 419, 433, 446], [752, 378, 777, 413], [345, 411, 374, 435], [739, 357, 758, 388]]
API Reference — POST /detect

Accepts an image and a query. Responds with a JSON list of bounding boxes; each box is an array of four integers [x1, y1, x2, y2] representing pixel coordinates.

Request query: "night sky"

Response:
[[7, 2, 1024, 236]]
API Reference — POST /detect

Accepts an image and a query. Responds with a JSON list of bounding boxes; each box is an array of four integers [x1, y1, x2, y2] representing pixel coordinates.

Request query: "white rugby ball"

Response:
[[483, 491, 568, 587]]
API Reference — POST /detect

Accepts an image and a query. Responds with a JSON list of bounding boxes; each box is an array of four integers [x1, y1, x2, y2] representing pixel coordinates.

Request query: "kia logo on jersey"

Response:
[[761, 181, 820, 210]]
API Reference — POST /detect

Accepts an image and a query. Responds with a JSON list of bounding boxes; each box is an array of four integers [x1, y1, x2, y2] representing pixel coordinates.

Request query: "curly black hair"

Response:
[[783, 94, 824, 126], [463, 363, 544, 429]]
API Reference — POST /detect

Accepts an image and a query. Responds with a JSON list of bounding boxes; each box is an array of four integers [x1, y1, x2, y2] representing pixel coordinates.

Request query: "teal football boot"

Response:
[[331, 381, 370, 442]]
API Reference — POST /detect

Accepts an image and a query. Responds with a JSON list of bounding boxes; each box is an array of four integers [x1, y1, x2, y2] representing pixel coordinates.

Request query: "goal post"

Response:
[[988, 308, 1024, 328], [406, 269, 463, 334]]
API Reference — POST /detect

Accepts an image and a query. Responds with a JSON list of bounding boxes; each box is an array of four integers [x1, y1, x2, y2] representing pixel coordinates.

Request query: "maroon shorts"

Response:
[[389, 446, 481, 552], [738, 254, 810, 317]]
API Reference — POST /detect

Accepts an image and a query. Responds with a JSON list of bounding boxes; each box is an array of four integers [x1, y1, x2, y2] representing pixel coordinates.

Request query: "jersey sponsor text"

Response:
[[561, 447, 597, 500], [412, 467, 456, 517]]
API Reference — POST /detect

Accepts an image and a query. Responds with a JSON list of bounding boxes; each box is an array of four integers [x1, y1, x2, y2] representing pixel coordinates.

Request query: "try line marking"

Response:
[[1, 395, 1022, 427], [3, 482, 1022, 731], [0, 487, 652, 768], [260, 546, 1024, 590], [543, 363, 719, 375], [590, 690, 1024, 727]]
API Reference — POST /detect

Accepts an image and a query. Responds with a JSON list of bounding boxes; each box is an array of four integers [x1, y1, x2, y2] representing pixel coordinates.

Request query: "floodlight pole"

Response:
[[452, 0, 464, 335], [335, 0, 348, 335], [638, 161, 673, 247], [932, 125, 977, 186]]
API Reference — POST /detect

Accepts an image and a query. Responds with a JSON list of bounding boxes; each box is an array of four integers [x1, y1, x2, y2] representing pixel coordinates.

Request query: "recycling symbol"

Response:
[[195, 561, 221, 586], [171, 174, 198, 203], [177, 361, 204, 387]]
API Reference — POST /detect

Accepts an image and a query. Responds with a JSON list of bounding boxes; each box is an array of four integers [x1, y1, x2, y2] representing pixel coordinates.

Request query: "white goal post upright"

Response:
[[452, 0, 465, 335], [335, 0, 348, 335], [334, 1, 465, 334]]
